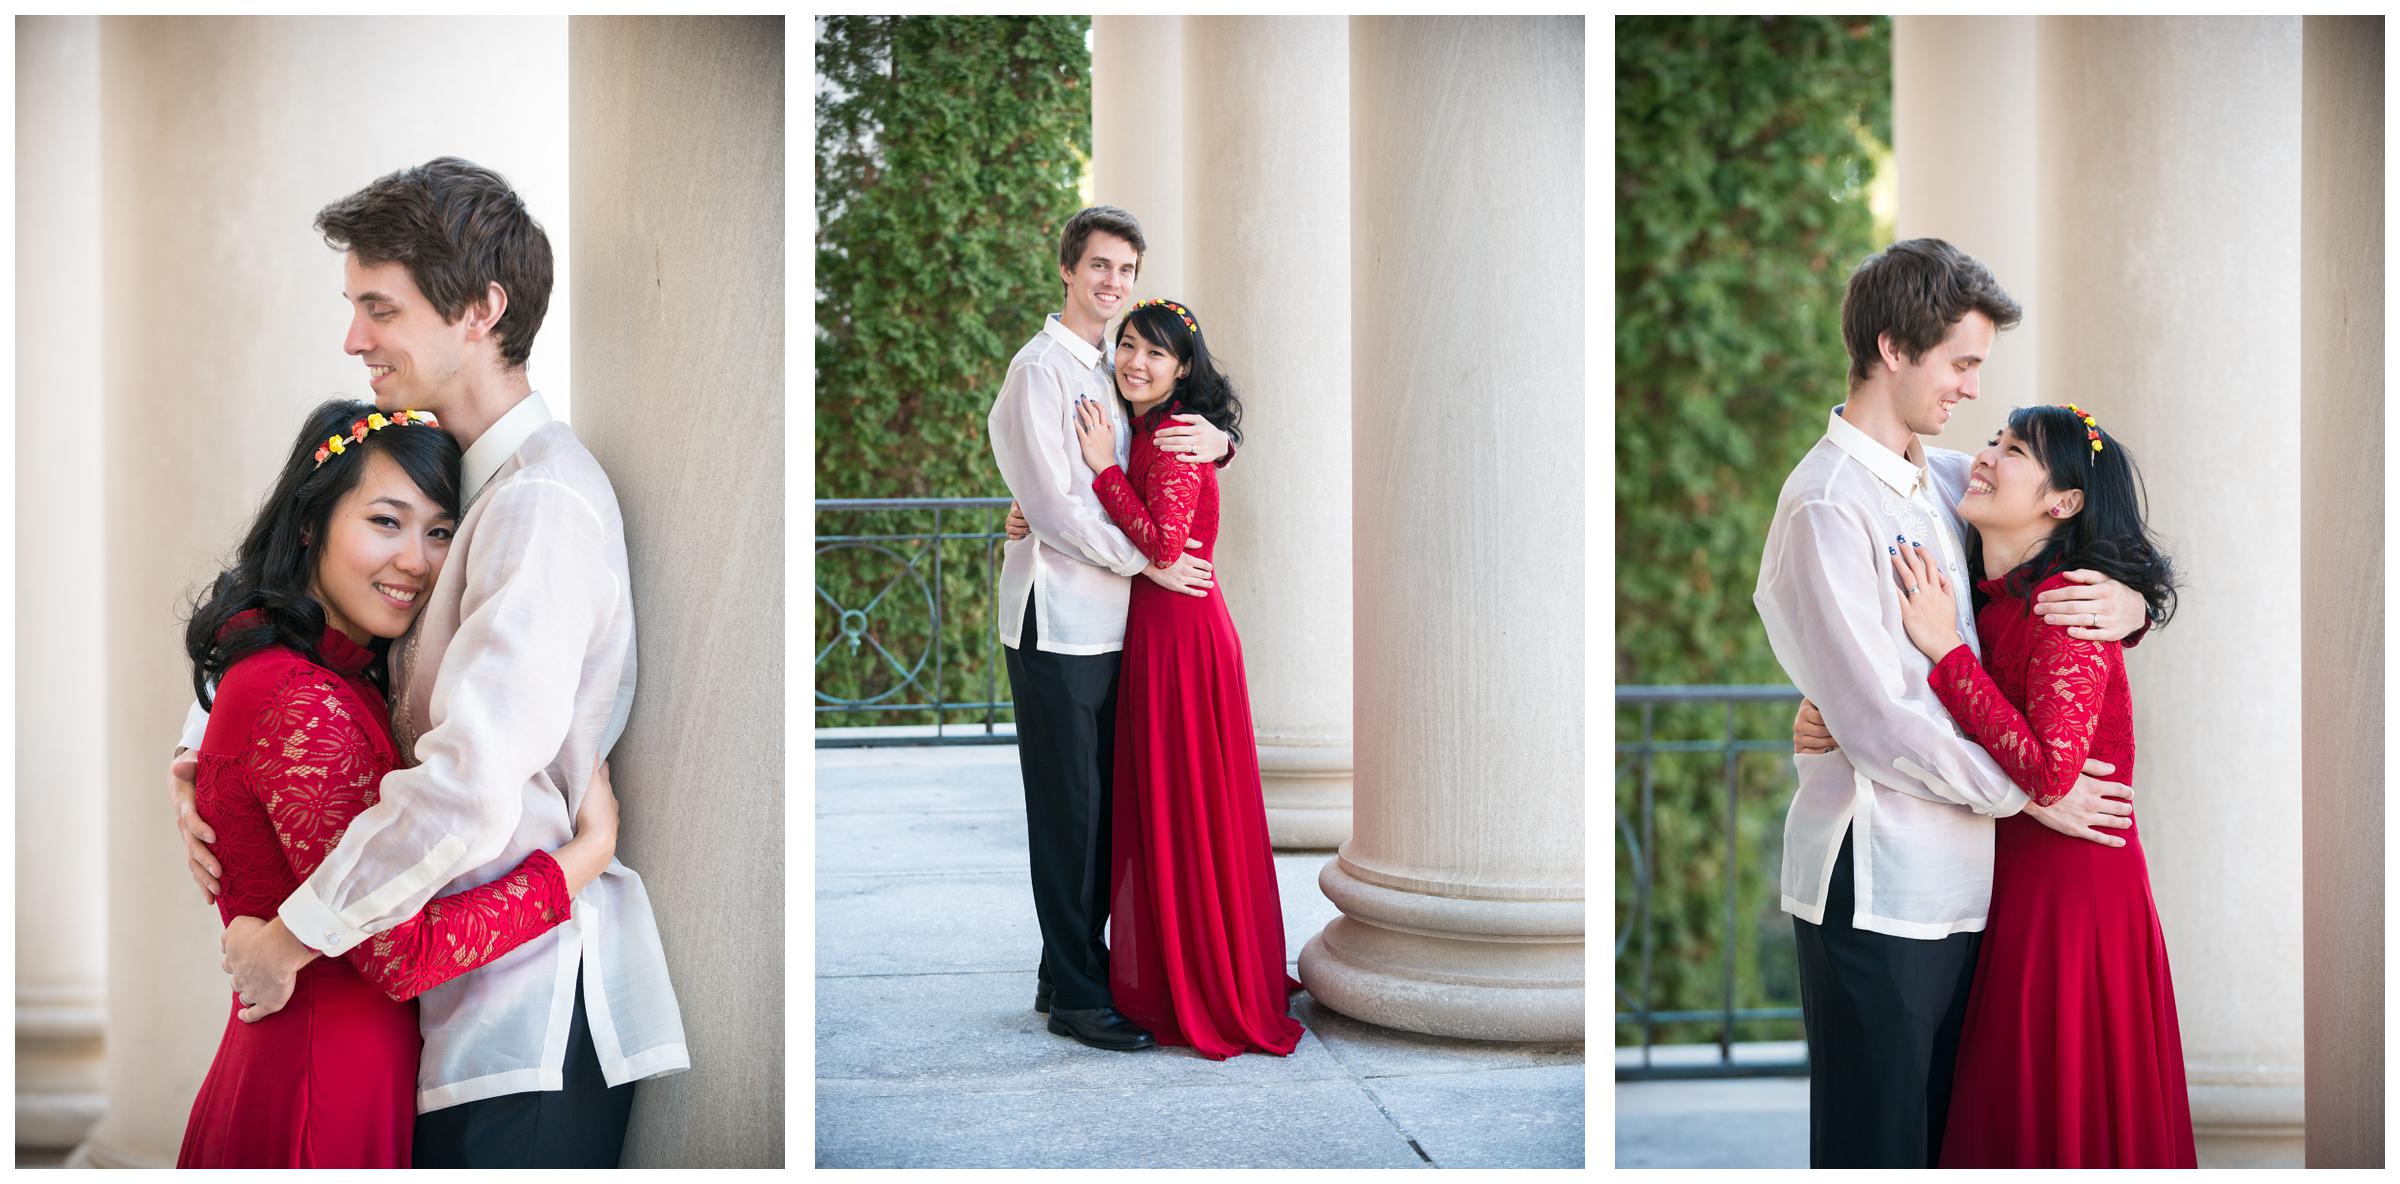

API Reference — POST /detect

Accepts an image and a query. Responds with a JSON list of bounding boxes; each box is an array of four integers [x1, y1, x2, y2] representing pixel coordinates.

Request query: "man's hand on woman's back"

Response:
[[172, 750, 219, 903]]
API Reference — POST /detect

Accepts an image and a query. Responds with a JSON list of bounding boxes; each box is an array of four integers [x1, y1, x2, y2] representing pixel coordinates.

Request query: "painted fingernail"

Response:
[[1888, 546, 1896, 554]]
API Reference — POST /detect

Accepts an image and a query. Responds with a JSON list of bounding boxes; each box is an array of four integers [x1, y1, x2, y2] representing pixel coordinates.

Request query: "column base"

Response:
[[17, 994, 104, 1151], [2191, 1077, 2305, 1169], [1295, 855, 1583, 1042], [1260, 743, 1351, 850]]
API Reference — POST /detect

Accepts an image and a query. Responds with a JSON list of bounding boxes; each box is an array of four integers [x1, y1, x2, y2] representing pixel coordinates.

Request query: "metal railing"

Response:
[[1615, 683, 1810, 1080], [814, 498, 1015, 747]]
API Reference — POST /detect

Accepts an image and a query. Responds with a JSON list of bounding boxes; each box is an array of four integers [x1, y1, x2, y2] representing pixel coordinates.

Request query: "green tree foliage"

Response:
[[815, 16, 1091, 726], [1614, 15, 1890, 1048]]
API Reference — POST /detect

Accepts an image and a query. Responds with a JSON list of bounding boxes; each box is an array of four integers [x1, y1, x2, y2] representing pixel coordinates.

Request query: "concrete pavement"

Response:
[[814, 744, 1586, 1169]]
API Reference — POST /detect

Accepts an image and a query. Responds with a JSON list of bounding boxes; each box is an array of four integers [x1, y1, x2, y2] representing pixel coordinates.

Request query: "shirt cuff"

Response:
[[177, 700, 210, 751], [278, 881, 368, 957]]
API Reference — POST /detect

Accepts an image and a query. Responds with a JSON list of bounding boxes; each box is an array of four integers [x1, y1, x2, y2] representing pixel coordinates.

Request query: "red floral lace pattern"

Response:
[[1930, 624, 2114, 807], [1092, 410, 1213, 566], [352, 851, 568, 1002], [198, 653, 570, 1002]]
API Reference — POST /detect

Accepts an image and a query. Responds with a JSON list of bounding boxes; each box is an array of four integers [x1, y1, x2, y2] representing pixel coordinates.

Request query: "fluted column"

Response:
[[1092, 16, 1186, 302], [1181, 17, 1354, 849], [2299, 14, 2383, 1170], [2033, 16, 2304, 1166], [73, 17, 568, 1165], [570, 15, 785, 1167], [1297, 16, 1584, 1041], [1893, 15, 2040, 445], [16, 15, 109, 1157]]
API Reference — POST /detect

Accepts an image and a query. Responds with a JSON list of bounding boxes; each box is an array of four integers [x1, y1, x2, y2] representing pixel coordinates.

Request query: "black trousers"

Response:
[[1791, 826, 1981, 1168], [412, 971, 637, 1168], [1002, 590, 1121, 1011]]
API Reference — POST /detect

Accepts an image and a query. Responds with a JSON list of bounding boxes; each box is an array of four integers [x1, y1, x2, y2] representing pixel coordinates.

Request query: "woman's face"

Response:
[[1113, 322, 1186, 408], [309, 449, 455, 644], [1957, 423, 2065, 531]]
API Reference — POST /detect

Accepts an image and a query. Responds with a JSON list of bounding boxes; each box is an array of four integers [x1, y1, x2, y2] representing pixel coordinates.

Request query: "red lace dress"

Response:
[[177, 627, 572, 1168], [1929, 570, 2196, 1168], [1091, 400, 1304, 1059]]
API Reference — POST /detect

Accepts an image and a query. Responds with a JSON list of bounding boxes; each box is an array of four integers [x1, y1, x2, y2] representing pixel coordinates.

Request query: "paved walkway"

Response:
[[814, 744, 1585, 1169], [1614, 1077, 1808, 1168]]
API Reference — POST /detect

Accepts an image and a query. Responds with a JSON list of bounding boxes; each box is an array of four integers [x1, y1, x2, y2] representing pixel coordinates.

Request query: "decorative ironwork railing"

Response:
[[1616, 683, 1810, 1080], [815, 498, 1016, 747]]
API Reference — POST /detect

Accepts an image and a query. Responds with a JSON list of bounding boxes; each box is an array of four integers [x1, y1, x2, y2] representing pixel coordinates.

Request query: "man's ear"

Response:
[[1876, 330, 1908, 374], [463, 281, 509, 343]]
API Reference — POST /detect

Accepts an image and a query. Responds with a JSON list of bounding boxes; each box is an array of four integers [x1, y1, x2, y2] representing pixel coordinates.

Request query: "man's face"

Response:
[[341, 254, 470, 416], [1059, 231, 1137, 326], [1884, 309, 1996, 437]]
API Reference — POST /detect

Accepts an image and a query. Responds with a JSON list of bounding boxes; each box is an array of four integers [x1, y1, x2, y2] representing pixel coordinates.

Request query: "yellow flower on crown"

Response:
[[367, 413, 389, 431], [326, 435, 346, 455]]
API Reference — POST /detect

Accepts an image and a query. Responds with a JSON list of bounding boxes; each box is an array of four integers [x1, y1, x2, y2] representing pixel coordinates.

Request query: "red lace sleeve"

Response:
[[346, 851, 570, 1002], [1093, 448, 1204, 568], [245, 674, 570, 1002], [1928, 628, 2113, 807]]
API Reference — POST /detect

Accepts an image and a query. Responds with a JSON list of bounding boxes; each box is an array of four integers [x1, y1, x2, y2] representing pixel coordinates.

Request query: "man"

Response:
[[1752, 238, 2151, 1168], [986, 205, 1231, 1051], [170, 158, 685, 1167]]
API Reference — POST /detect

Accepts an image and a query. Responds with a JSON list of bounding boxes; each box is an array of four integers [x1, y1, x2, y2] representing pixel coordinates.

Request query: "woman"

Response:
[[176, 399, 618, 1168], [1067, 298, 1304, 1060], [1889, 403, 2195, 1168]]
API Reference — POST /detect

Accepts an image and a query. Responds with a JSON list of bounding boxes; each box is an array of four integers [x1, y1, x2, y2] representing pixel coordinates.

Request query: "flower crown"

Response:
[[2061, 403, 2102, 459], [1131, 298, 1198, 334], [313, 409, 441, 468]]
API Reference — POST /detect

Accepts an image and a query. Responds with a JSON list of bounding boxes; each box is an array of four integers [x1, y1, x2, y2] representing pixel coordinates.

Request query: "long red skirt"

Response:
[[1939, 809, 2197, 1168], [177, 956, 421, 1168], [1107, 575, 1304, 1060]]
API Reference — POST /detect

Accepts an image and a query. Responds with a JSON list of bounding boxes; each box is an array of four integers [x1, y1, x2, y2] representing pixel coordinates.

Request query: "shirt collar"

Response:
[[1824, 403, 1930, 497], [1041, 313, 1103, 370], [460, 391, 554, 505]]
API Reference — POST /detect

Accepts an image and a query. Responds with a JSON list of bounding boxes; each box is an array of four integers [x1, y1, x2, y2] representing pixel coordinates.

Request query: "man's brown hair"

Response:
[[1840, 238, 2022, 386], [1057, 205, 1145, 292], [315, 157, 554, 371]]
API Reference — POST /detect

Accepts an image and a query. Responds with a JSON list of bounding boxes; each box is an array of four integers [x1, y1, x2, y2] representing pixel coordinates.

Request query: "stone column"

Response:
[[1092, 16, 1186, 301], [1297, 16, 1583, 1041], [2299, 14, 2383, 1170], [569, 16, 785, 1168], [1893, 15, 2041, 446], [2033, 16, 2305, 1167], [16, 15, 109, 1157], [1180, 17, 1355, 849], [72, 17, 568, 1165]]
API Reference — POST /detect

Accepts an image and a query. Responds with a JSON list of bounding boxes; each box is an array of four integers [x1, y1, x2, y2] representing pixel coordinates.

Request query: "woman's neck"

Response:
[[1123, 389, 1172, 418], [1975, 521, 2056, 580]]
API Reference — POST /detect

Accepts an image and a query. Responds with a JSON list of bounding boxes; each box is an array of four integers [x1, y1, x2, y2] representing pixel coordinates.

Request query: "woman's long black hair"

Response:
[[184, 399, 463, 708], [1114, 300, 1243, 448], [1969, 403, 2179, 629]]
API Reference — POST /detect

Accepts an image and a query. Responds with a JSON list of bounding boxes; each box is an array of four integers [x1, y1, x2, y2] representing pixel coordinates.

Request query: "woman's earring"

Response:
[[301, 531, 313, 546]]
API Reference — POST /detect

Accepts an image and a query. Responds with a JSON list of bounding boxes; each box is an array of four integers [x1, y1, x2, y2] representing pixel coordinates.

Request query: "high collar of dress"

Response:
[[315, 623, 377, 676], [1133, 398, 1185, 432], [221, 607, 374, 675], [1824, 403, 1930, 498]]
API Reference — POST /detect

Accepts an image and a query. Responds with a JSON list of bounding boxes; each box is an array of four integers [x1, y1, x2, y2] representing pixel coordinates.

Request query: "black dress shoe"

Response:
[[1034, 980, 1053, 1014], [1046, 1005, 1157, 1051]]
